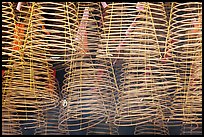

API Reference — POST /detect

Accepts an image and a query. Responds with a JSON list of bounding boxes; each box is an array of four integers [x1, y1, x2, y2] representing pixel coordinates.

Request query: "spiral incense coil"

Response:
[[74, 2, 103, 59], [5, 63, 58, 129], [35, 2, 79, 62], [59, 59, 113, 131], [35, 106, 68, 135], [98, 2, 161, 61], [87, 119, 119, 135], [2, 80, 22, 135], [152, 2, 182, 123], [113, 2, 166, 126], [181, 42, 202, 134], [58, 2, 115, 132], [87, 89, 119, 135], [144, 3, 180, 122], [2, 2, 21, 68], [167, 2, 202, 128], [148, 2, 168, 56], [2, 2, 59, 130], [134, 115, 169, 135], [35, 79, 68, 135]]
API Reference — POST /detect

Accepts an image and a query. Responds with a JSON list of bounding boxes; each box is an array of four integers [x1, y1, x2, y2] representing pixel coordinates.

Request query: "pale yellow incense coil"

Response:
[[112, 2, 166, 127], [35, 2, 79, 62], [87, 119, 119, 135], [3, 2, 59, 130], [35, 79, 68, 135], [99, 3, 139, 60], [58, 2, 116, 132], [180, 10, 202, 134], [59, 59, 108, 132], [150, 2, 182, 124], [148, 2, 168, 53], [2, 2, 21, 68], [146, 2, 179, 124], [2, 73, 22, 135], [35, 80, 68, 135], [134, 115, 169, 135], [87, 89, 119, 135], [167, 3, 202, 130]]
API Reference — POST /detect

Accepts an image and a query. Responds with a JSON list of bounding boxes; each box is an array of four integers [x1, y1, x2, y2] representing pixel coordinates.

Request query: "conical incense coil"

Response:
[[134, 115, 169, 135], [2, 81, 22, 135], [87, 118, 119, 135], [3, 2, 59, 130], [168, 2, 202, 127], [59, 59, 111, 131], [59, 2, 115, 132], [114, 2, 165, 126], [152, 2, 182, 123], [36, 2, 79, 62], [148, 2, 168, 55], [73, 2, 103, 59], [98, 2, 161, 61], [87, 87, 119, 135], [2, 2, 21, 68], [35, 79, 68, 135], [180, 43, 202, 135]]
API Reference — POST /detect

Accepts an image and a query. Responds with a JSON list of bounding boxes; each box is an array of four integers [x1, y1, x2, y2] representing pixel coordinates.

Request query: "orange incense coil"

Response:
[[13, 23, 25, 51], [167, 3, 202, 130]]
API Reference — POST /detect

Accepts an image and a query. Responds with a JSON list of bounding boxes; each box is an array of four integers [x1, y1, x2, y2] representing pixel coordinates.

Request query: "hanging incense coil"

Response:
[[2, 2, 59, 130], [58, 2, 119, 132], [151, 2, 182, 124], [59, 58, 110, 131], [87, 87, 119, 135], [99, 3, 140, 60], [168, 3, 202, 129], [99, 3, 161, 60], [146, 2, 180, 123], [180, 3, 202, 134], [180, 61, 202, 135], [148, 2, 168, 55], [111, 2, 166, 127], [2, 70, 22, 135], [2, 2, 21, 68], [134, 114, 169, 135], [35, 79, 68, 135], [2, 102, 22, 135], [36, 2, 79, 62], [87, 119, 119, 135]]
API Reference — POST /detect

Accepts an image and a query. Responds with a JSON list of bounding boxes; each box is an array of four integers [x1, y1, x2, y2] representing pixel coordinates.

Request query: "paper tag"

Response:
[[101, 2, 108, 9], [16, 2, 22, 11]]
